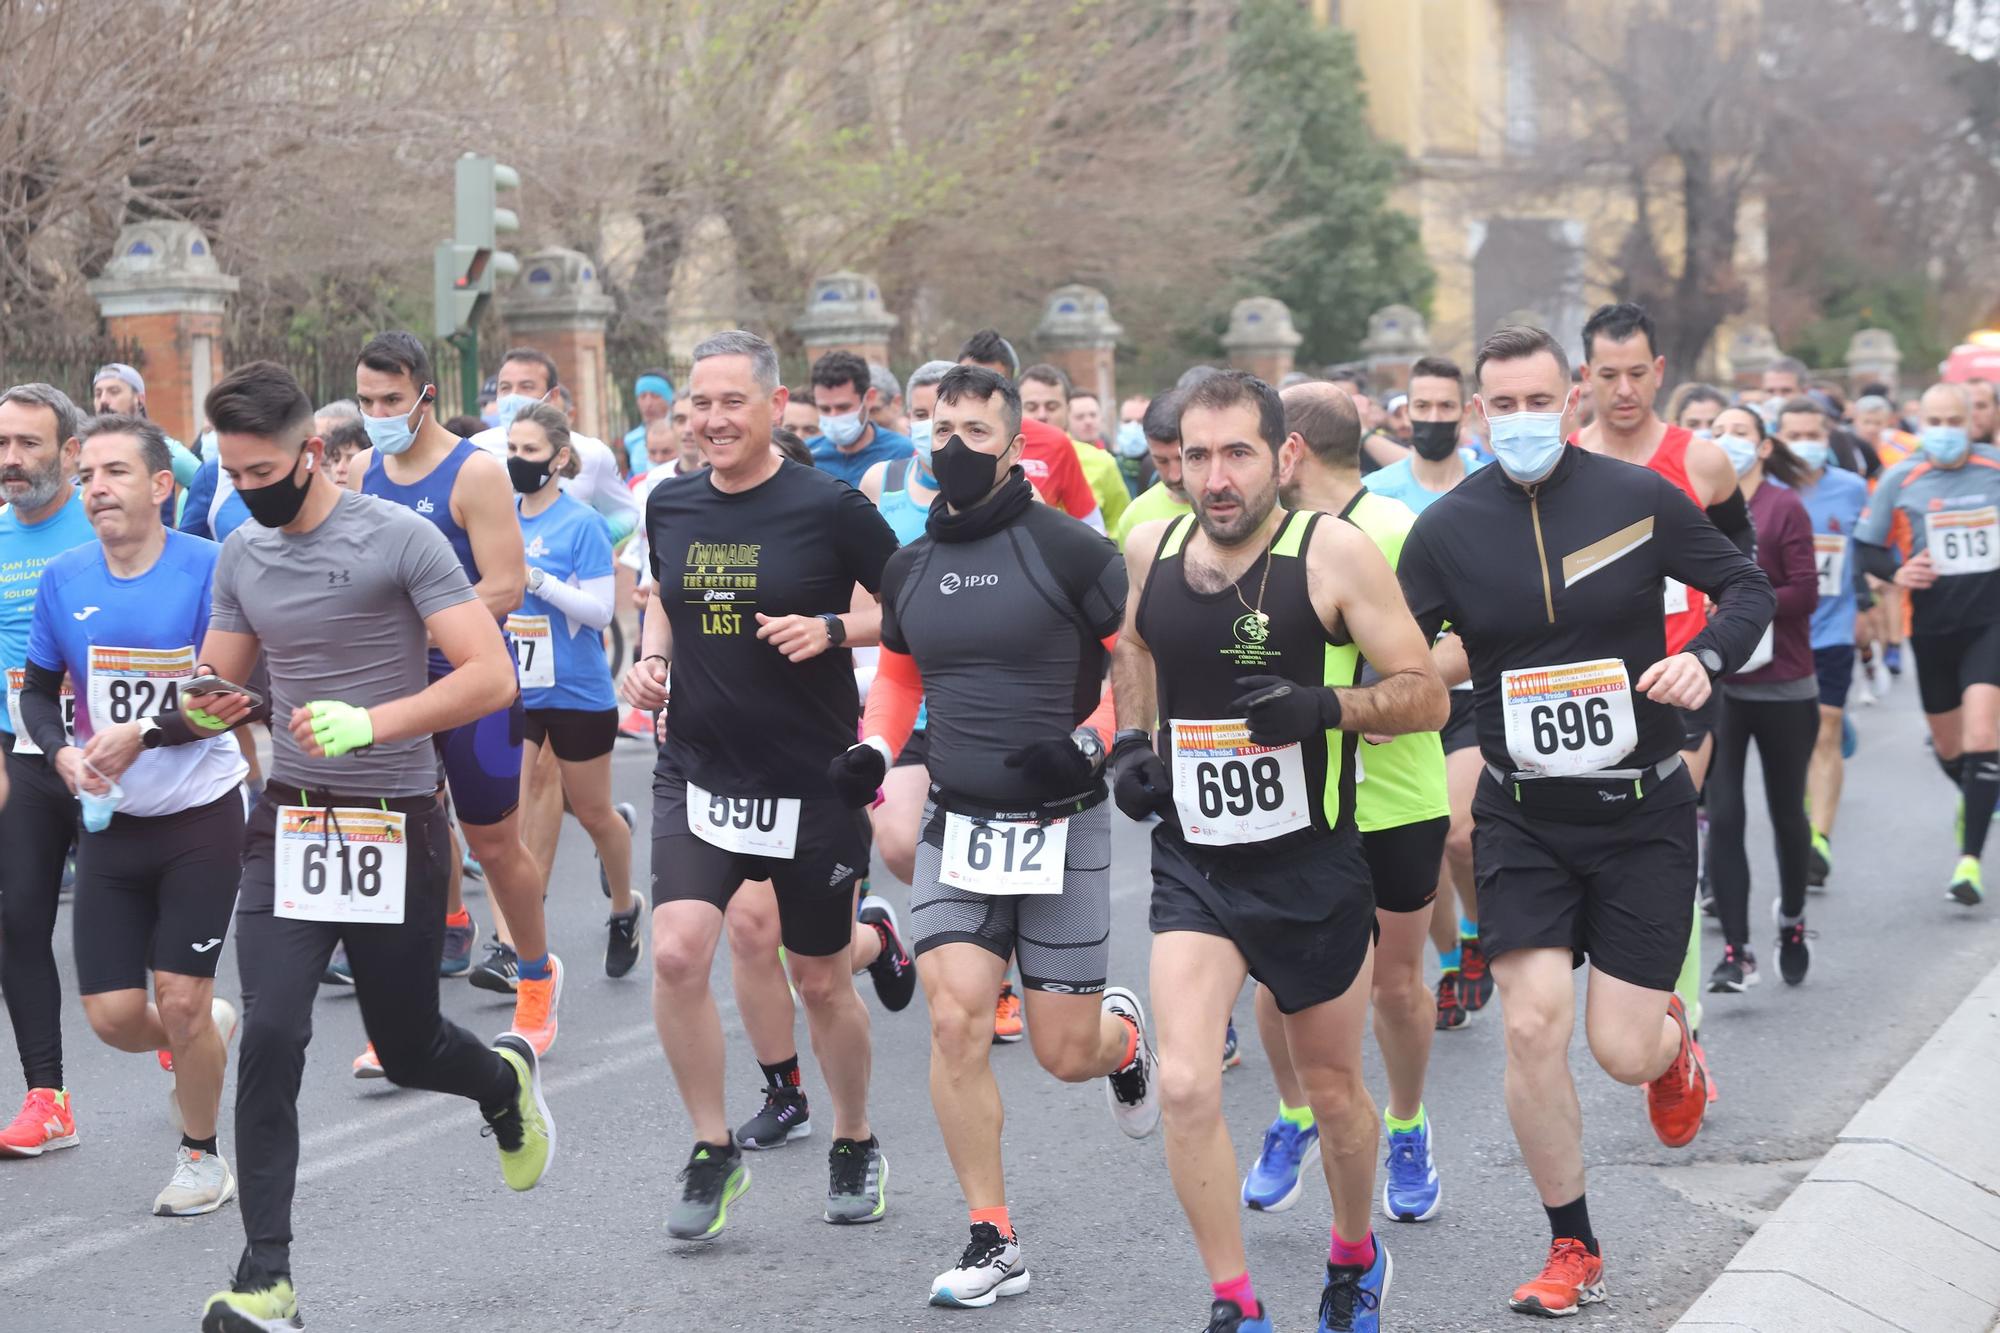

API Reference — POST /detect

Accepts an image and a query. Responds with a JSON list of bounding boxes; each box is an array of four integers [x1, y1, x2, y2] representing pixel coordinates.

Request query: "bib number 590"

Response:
[[1194, 756, 1285, 818], [707, 793, 780, 833], [1530, 697, 1616, 754]]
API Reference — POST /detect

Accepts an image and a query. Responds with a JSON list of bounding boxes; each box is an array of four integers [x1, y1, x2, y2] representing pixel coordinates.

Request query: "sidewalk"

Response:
[[1674, 956, 2000, 1332]]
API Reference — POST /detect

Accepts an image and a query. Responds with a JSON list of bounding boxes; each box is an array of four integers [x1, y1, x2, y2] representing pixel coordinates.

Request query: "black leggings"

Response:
[[1708, 693, 1820, 947], [0, 742, 78, 1089]]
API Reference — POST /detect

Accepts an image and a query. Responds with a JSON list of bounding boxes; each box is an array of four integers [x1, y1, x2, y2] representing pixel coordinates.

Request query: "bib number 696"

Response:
[[1530, 697, 1615, 754]]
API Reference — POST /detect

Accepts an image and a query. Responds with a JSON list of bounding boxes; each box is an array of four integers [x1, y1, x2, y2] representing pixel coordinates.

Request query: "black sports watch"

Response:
[[819, 613, 847, 647], [1693, 647, 1725, 679]]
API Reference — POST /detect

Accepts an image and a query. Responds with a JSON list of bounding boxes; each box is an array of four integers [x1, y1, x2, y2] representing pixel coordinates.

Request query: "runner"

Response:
[[956, 331, 1102, 530], [622, 330, 899, 1239], [1853, 382, 2000, 904], [1019, 361, 1131, 533], [805, 349, 914, 487], [624, 369, 675, 474], [350, 332, 562, 1057], [1112, 391, 1193, 547], [1113, 369, 1449, 1333], [1396, 325, 1773, 1318], [0, 384, 94, 1158], [1239, 382, 1450, 1232], [828, 363, 1157, 1307], [18, 412, 247, 1212], [155, 361, 551, 1331]]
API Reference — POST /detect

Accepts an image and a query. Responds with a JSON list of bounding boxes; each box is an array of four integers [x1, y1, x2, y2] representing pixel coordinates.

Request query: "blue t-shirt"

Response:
[[179, 456, 254, 543], [1361, 448, 1488, 514], [623, 424, 651, 476], [517, 493, 617, 712], [1798, 464, 1871, 650], [0, 490, 94, 736], [809, 425, 914, 489]]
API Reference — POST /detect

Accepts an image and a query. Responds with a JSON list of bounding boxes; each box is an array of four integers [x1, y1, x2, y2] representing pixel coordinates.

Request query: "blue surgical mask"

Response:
[[1485, 410, 1567, 484], [1921, 424, 1971, 466], [819, 410, 866, 449], [909, 420, 935, 476], [363, 389, 430, 457], [490, 393, 540, 432], [1115, 420, 1149, 459], [1718, 433, 1760, 477], [1691, 428, 1715, 441], [77, 763, 123, 834], [1790, 439, 1831, 473]]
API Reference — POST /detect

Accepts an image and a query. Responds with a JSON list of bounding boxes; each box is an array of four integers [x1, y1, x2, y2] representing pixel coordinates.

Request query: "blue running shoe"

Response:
[[1840, 713, 1857, 759], [1381, 1117, 1440, 1222], [1884, 643, 1903, 675], [1222, 1020, 1241, 1071], [1317, 1242, 1391, 1332], [1242, 1115, 1320, 1212], [1206, 1299, 1273, 1332]]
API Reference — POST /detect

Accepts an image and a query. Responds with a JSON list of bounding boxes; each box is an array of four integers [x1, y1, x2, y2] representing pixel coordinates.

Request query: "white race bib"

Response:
[[1663, 577, 1689, 616], [5, 668, 75, 756], [1500, 658, 1638, 777], [1814, 533, 1849, 598], [1170, 718, 1312, 846], [939, 812, 1067, 895], [686, 781, 799, 859], [86, 644, 193, 733], [273, 806, 408, 924], [506, 614, 556, 689], [1929, 506, 2000, 576]]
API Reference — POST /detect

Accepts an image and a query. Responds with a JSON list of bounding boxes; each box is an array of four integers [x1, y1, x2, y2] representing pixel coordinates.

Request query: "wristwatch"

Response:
[[527, 566, 546, 593], [139, 716, 164, 750], [1070, 727, 1106, 767], [1693, 647, 1725, 678], [819, 613, 847, 647]]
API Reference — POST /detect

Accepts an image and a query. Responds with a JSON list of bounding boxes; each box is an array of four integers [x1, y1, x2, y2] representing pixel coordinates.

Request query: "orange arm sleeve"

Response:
[[1078, 632, 1118, 748], [862, 646, 924, 759]]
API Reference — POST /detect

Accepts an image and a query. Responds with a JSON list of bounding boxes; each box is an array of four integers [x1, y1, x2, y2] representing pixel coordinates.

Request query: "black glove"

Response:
[[1110, 732, 1175, 822], [1003, 736, 1101, 798], [826, 741, 888, 808], [1230, 674, 1341, 746]]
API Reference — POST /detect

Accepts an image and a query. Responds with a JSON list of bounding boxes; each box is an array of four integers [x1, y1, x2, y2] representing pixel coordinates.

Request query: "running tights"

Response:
[[1708, 694, 1820, 947], [0, 746, 77, 1090]]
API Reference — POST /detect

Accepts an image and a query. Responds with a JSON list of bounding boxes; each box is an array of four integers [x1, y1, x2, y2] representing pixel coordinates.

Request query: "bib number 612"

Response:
[[964, 821, 1045, 873], [1530, 697, 1615, 754]]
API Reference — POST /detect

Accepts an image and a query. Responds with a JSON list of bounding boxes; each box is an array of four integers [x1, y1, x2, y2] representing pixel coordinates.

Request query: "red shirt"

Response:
[[1018, 418, 1097, 522], [1646, 426, 1711, 655]]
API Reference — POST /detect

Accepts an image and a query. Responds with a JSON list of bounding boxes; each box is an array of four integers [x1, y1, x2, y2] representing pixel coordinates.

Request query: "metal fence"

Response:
[[223, 332, 474, 416], [0, 330, 143, 401]]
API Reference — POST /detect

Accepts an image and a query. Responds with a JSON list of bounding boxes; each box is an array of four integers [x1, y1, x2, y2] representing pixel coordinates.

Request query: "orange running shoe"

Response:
[[1509, 1237, 1605, 1317], [352, 1043, 385, 1080], [1645, 994, 1709, 1148], [0, 1087, 77, 1157], [512, 954, 565, 1057], [993, 983, 1024, 1044]]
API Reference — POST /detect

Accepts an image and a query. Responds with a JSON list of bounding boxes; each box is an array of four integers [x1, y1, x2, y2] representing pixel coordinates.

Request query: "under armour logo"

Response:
[[326, 570, 351, 586], [72, 606, 99, 621], [191, 938, 222, 953]]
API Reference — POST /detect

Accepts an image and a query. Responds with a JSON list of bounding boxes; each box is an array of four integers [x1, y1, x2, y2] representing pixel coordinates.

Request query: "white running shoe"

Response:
[[1101, 985, 1161, 1139], [153, 1144, 237, 1217], [930, 1222, 1031, 1308]]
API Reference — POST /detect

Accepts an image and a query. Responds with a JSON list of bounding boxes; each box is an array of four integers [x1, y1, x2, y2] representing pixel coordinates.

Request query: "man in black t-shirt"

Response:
[[621, 331, 900, 1243]]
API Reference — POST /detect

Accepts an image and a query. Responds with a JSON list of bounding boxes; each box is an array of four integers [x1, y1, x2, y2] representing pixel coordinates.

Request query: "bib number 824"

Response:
[[1195, 756, 1285, 818], [300, 843, 384, 897], [1530, 697, 1615, 754], [707, 793, 780, 833], [105, 677, 178, 724]]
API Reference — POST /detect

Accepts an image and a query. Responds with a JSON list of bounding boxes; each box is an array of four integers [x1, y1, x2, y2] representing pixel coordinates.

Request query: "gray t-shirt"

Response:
[[210, 489, 477, 797]]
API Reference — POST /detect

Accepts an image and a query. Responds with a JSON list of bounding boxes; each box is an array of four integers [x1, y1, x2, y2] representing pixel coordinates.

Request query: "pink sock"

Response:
[[1212, 1272, 1259, 1318], [1329, 1230, 1376, 1269]]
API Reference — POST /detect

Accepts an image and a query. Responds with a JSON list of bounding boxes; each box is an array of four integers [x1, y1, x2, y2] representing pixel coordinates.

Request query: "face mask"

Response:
[[909, 421, 935, 474], [1790, 439, 1831, 473], [1921, 424, 1971, 466], [932, 433, 1001, 508], [1115, 420, 1149, 460], [1718, 433, 1760, 477], [77, 762, 123, 833], [490, 394, 540, 432], [1692, 428, 1715, 441], [1485, 410, 1567, 484], [819, 410, 866, 449], [240, 450, 315, 528], [508, 454, 555, 494], [1409, 419, 1460, 462], [363, 388, 430, 457]]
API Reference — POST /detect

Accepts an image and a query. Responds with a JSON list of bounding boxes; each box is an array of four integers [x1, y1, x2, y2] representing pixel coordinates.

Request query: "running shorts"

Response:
[[908, 796, 1111, 994], [1813, 644, 1855, 710], [1440, 691, 1479, 754], [521, 707, 618, 763], [1149, 826, 1375, 1015], [1912, 624, 2000, 717], [432, 694, 525, 826], [894, 727, 931, 770], [1362, 815, 1448, 915], [73, 791, 246, 993]]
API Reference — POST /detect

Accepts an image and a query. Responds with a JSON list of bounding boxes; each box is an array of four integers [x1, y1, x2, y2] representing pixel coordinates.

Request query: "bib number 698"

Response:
[[1530, 697, 1615, 754], [1195, 756, 1285, 818]]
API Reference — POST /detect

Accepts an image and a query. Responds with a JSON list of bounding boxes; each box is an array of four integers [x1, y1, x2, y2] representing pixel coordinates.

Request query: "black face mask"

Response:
[[1409, 419, 1460, 462], [241, 449, 314, 528], [931, 433, 1002, 509], [508, 454, 555, 495]]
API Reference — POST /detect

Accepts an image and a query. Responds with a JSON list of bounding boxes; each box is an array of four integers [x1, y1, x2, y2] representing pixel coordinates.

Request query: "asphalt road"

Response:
[[2, 676, 1993, 1332]]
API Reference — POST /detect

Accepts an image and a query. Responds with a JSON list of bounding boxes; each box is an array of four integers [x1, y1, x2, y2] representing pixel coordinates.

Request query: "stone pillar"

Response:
[[1727, 324, 1780, 392], [1361, 304, 1431, 394], [499, 247, 617, 439], [1033, 284, 1123, 410], [85, 221, 238, 445], [1845, 327, 1902, 394], [793, 271, 898, 368], [1222, 297, 1303, 385]]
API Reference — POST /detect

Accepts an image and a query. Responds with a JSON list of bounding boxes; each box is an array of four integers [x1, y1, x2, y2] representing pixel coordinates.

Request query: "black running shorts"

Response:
[[1440, 691, 1479, 754], [73, 791, 246, 993], [1362, 815, 1448, 915], [1912, 624, 2000, 717], [521, 707, 619, 763]]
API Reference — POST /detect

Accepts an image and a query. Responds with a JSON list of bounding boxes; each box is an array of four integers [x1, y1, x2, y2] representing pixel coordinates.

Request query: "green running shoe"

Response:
[[486, 1033, 555, 1191], [825, 1135, 888, 1224], [201, 1274, 300, 1331], [667, 1138, 750, 1239], [1807, 830, 1832, 889], [1949, 855, 1984, 906]]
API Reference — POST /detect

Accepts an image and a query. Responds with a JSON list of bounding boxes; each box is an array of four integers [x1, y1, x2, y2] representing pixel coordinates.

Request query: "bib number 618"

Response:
[[301, 842, 385, 897]]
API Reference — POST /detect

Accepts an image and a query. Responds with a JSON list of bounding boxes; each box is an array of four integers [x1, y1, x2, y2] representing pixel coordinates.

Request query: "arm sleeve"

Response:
[[179, 460, 217, 539], [1768, 493, 1820, 621], [1659, 478, 1777, 673], [1705, 488, 1756, 558], [834, 482, 901, 595], [860, 646, 923, 757], [20, 661, 70, 757], [534, 574, 615, 632], [1856, 539, 1902, 582], [1852, 466, 1905, 547], [1079, 671, 1115, 748], [585, 447, 642, 543]]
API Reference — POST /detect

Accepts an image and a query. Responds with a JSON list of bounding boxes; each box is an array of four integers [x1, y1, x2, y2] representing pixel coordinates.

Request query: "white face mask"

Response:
[[1485, 410, 1567, 483], [1718, 433, 1760, 477], [819, 410, 866, 448]]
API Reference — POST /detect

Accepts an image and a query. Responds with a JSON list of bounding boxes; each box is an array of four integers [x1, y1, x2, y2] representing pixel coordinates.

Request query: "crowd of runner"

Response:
[[0, 302, 1988, 1331]]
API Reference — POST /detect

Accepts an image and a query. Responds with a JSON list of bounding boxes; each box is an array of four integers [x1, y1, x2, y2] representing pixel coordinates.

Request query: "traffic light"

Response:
[[432, 152, 520, 339]]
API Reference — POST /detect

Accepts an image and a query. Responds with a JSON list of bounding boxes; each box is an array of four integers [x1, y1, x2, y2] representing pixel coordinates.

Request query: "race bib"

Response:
[[506, 614, 555, 689], [86, 644, 193, 732], [939, 812, 1067, 895], [1929, 506, 2000, 576], [273, 806, 408, 925], [1663, 578, 1689, 616], [1500, 658, 1637, 777], [5, 668, 75, 756], [686, 781, 799, 858], [1814, 533, 1849, 598], [1170, 718, 1311, 846]]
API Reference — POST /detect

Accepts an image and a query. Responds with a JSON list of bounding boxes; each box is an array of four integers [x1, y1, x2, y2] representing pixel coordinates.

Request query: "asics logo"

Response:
[[72, 606, 100, 621], [191, 938, 223, 953]]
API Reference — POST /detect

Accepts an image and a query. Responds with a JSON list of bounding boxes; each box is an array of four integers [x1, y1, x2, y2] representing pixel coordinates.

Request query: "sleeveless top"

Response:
[[1646, 426, 1710, 655], [878, 457, 933, 548], [363, 438, 483, 582]]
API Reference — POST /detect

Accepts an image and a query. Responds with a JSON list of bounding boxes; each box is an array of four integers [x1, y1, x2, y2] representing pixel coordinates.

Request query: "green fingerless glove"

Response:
[[306, 700, 374, 757], [186, 706, 227, 732]]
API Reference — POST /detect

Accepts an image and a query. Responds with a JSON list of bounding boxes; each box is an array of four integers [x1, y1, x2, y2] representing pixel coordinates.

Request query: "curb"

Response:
[[1673, 956, 2000, 1332]]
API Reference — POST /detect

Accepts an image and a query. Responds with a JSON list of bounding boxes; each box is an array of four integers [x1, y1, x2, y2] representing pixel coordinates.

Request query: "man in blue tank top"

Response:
[[350, 332, 562, 1059]]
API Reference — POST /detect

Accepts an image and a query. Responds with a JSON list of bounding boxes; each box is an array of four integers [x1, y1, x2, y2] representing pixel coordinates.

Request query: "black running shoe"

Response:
[[857, 894, 916, 1012], [665, 1137, 749, 1240], [1707, 944, 1758, 993], [600, 802, 635, 898], [469, 939, 519, 995], [1434, 973, 1468, 1031], [737, 1085, 812, 1149], [604, 896, 643, 979], [1775, 906, 1812, 986]]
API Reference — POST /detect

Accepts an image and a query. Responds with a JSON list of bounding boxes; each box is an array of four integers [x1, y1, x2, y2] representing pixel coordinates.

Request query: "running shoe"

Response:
[[929, 1221, 1031, 1308], [1840, 713, 1857, 759], [1101, 985, 1161, 1139], [511, 955, 564, 1056], [461, 847, 485, 880], [201, 1268, 300, 1333], [1774, 902, 1812, 985], [1433, 973, 1468, 1031], [470, 938, 520, 994], [1644, 994, 1708, 1148], [737, 1085, 812, 1149], [440, 911, 476, 977], [1949, 855, 1985, 906], [352, 1044, 384, 1080], [1707, 944, 1758, 993], [1381, 1119, 1440, 1222], [1807, 831, 1832, 889], [154, 1144, 237, 1217], [0, 1087, 76, 1157], [1458, 938, 1493, 1010], [599, 801, 636, 898], [993, 982, 1024, 1043], [1868, 654, 1892, 697], [605, 895, 644, 979], [1206, 1300, 1274, 1333], [857, 894, 916, 1012], [617, 706, 653, 741], [486, 1032, 554, 1191], [666, 1138, 749, 1239], [321, 942, 353, 986], [1223, 1020, 1242, 1071], [1509, 1237, 1606, 1318], [825, 1136, 888, 1224], [1885, 643, 1903, 675], [1243, 1115, 1321, 1212], [1318, 1243, 1390, 1332]]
